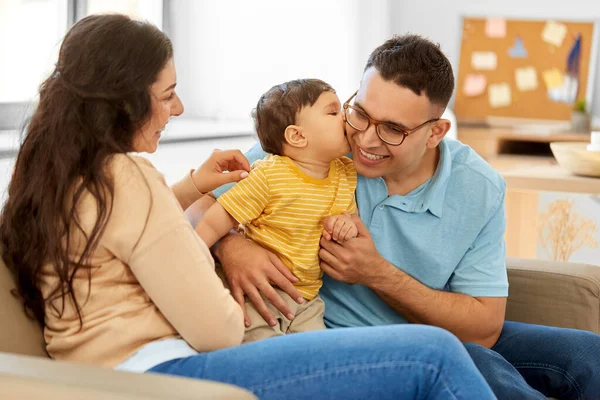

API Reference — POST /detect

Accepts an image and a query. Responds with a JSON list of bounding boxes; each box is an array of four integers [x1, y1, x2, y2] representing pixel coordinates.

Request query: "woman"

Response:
[[0, 14, 496, 399]]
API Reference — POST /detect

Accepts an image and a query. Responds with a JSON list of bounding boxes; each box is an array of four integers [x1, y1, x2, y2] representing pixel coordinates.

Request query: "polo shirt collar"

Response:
[[386, 139, 452, 218]]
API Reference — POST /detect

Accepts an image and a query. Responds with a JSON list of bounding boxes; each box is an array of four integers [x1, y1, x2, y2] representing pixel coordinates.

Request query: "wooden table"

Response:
[[502, 165, 600, 194], [458, 126, 590, 160]]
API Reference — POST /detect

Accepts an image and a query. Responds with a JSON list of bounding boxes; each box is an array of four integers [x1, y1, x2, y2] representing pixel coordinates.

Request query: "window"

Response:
[[0, 0, 163, 130], [86, 0, 163, 30], [0, 0, 68, 103]]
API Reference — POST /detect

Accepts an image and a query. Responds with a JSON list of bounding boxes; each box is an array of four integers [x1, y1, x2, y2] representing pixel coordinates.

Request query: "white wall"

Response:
[[390, 0, 600, 118], [168, 0, 390, 120]]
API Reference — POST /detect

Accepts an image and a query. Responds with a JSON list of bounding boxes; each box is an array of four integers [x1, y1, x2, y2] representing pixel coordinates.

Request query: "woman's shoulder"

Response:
[[109, 153, 167, 189]]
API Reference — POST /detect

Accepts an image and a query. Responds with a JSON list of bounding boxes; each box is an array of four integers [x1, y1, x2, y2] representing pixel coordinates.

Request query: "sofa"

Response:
[[1, 256, 599, 398]]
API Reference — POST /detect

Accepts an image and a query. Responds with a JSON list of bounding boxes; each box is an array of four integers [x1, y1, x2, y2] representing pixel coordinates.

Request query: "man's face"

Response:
[[346, 67, 443, 182]]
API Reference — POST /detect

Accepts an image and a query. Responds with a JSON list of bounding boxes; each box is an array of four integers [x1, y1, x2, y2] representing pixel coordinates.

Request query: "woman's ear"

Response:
[[284, 125, 308, 148], [426, 119, 451, 149]]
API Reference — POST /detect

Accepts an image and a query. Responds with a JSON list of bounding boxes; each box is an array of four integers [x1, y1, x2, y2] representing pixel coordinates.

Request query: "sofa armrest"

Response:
[[506, 257, 600, 334], [0, 352, 256, 399]]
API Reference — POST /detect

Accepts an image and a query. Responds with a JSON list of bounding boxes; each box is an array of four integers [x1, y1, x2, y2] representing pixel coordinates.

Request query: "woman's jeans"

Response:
[[149, 325, 496, 400], [465, 321, 600, 400]]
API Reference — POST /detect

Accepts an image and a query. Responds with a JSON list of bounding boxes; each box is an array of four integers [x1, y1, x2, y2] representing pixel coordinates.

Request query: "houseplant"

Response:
[[571, 99, 591, 132]]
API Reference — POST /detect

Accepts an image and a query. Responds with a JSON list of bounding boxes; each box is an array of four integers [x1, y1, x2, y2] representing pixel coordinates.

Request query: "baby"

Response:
[[197, 79, 357, 342]]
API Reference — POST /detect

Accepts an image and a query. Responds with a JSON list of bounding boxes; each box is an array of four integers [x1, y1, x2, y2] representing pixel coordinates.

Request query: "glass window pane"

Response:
[[86, 0, 163, 29], [0, 0, 68, 102]]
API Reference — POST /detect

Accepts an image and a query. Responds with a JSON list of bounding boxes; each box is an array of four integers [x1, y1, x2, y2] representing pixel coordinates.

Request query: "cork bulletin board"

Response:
[[455, 17, 599, 123]]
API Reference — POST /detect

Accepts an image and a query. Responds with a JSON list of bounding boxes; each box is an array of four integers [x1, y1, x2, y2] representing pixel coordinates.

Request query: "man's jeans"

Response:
[[465, 321, 600, 400], [150, 325, 496, 399]]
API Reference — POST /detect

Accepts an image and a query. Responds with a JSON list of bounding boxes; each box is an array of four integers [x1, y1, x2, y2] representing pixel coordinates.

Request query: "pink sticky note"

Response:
[[486, 18, 506, 38], [463, 74, 487, 97]]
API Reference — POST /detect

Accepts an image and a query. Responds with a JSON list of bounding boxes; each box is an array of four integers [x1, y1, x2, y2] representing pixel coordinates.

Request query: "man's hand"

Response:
[[319, 214, 388, 285], [322, 212, 358, 243], [216, 234, 304, 327]]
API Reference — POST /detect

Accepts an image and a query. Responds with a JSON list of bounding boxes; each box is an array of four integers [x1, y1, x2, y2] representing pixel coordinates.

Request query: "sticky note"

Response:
[[508, 37, 528, 58], [485, 18, 506, 38], [463, 74, 487, 96], [488, 83, 512, 108], [542, 21, 567, 47], [515, 67, 538, 91], [471, 52, 497, 70], [542, 68, 564, 90]]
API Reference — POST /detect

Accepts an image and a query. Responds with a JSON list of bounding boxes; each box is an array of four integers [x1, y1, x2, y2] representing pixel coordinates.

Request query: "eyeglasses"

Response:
[[342, 91, 440, 146]]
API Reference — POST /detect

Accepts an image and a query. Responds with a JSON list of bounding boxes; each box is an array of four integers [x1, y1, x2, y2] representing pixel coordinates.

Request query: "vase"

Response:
[[571, 111, 591, 132]]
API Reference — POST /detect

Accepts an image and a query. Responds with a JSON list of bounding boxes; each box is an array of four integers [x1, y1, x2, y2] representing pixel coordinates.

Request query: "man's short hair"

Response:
[[365, 34, 454, 108], [252, 79, 334, 155]]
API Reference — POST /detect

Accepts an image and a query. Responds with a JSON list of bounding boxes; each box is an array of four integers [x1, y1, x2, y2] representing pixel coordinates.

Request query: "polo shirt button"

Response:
[[378, 205, 384, 210]]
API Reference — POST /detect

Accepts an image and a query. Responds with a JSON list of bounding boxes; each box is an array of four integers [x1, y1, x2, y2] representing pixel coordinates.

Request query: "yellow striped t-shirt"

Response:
[[217, 154, 357, 300]]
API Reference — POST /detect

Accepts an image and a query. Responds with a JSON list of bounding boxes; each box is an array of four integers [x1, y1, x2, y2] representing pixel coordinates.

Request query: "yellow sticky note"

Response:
[[463, 74, 487, 96], [542, 68, 564, 90], [485, 18, 506, 38], [542, 21, 567, 47], [471, 52, 497, 70], [488, 83, 511, 108], [515, 67, 538, 91]]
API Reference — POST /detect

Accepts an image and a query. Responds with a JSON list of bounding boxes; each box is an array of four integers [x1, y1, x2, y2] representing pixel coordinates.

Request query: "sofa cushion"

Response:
[[0, 255, 47, 357], [506, 257, 600, 334]]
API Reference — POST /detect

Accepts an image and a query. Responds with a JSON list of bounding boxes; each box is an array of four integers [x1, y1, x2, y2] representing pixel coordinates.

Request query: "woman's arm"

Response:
[[106, 153, 250, 351], [129, 221, 245, 351], [171, 150, 250, 211]]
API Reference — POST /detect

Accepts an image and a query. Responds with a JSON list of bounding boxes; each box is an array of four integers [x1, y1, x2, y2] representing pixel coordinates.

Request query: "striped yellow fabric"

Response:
[[218, 154, 357, 300]]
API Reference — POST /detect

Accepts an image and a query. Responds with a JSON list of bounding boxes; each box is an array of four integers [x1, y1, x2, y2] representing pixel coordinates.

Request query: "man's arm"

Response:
[[320, 205, 507, 348], [367, 261, 505, 348]]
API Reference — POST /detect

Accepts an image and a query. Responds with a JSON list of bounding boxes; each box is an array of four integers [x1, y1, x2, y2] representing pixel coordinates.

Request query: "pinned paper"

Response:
[[542, 21, 567, 47], [542, 68, 564, 90], [485, 18, 506, 38], [515, 67, 538, 91], [508, 36, 528, 58], [471, 52, 497, 70], [463, 74, 487, 96], [488, 83, 512, 108]]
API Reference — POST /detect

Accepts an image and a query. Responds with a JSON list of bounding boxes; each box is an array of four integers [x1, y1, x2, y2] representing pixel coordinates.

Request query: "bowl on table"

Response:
[[550, 142, 600, 178]]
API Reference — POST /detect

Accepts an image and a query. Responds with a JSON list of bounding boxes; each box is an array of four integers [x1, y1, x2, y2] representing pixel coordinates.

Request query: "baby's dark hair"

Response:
[[252, 79, 335, 155]]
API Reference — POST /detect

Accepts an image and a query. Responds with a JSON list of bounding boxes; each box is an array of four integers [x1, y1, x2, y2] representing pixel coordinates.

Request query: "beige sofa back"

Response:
[[0, 257, 47, 357], [506, 257, 600, 334]]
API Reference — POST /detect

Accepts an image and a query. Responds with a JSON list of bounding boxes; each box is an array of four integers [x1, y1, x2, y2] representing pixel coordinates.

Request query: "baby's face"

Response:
[[295, 91, 350, 160]]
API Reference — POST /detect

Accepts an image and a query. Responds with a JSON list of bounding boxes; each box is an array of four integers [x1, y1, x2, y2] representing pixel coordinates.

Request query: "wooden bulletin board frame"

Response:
[[455, 16, 599, 123]]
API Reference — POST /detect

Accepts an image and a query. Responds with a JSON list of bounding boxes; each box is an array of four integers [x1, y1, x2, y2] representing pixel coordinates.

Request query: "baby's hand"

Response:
[[322, 212, 358, 243]]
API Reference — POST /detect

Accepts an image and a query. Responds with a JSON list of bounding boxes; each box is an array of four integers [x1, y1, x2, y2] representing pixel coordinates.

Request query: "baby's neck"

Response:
[[284, 151, 331, 179]]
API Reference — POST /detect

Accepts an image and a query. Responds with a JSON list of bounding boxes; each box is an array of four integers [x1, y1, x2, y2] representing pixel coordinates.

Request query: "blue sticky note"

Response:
[[508, 37, 528, 58]]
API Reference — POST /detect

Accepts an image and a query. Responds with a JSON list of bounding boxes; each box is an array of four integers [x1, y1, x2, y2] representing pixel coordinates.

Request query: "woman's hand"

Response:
[[192, 149, 251, 193]]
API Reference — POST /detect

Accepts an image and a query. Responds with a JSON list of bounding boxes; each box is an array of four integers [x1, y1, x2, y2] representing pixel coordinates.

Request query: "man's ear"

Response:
[[284, 125, 308, 148], [427, 119, 451, 148]]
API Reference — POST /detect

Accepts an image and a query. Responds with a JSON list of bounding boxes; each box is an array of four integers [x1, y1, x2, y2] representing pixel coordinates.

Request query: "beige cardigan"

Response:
[[39, 154, 244, 367]]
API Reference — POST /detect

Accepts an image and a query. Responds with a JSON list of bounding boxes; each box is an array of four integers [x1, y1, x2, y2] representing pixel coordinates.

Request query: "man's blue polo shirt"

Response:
[[214, 138, 508, 328]]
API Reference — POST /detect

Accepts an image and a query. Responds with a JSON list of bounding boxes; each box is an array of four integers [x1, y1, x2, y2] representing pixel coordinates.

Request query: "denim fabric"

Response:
[[465, 321, 600, 400], [149, 325, 496, 400]]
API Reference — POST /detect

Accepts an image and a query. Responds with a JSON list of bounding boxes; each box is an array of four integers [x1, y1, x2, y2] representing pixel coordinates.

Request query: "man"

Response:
[[200, 35, 600, 399]]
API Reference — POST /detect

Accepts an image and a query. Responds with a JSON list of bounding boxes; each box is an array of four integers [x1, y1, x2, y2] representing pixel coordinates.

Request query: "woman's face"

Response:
[[133, 58, 184, 153]]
